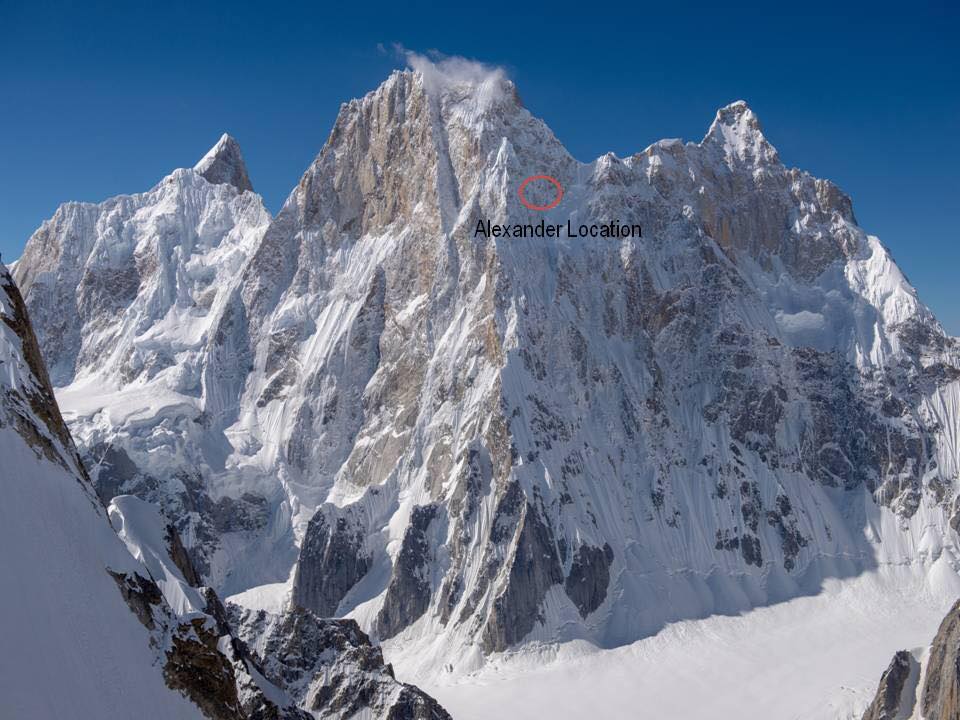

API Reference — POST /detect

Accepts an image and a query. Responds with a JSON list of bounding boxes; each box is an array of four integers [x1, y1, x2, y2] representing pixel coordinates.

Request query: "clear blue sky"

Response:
[[1, 1, 957, 331]]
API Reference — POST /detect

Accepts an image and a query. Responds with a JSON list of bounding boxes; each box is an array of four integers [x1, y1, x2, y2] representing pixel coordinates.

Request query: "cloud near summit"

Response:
[[395, 46, 511, 104]]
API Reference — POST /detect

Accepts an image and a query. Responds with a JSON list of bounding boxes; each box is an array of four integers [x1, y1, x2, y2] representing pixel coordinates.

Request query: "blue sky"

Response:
[[1, 1, 957, 330]]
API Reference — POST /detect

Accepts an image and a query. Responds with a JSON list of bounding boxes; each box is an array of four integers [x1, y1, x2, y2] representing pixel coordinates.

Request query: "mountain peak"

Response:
[[702, 100, 779, 166], [194, 133, 253, 193], [404, 52, 521, 117], [716, 99, 756, 121]]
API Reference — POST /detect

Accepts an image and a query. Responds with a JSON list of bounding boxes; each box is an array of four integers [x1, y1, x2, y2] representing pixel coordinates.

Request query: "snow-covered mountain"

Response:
[[2, 228, 448, 718], [13, 135, 282, 592], [12, 56, 960, 709]]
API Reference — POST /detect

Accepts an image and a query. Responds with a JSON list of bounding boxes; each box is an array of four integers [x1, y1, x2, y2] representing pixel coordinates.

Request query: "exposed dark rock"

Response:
[[895, 317, 949, 355], [377, 504, 440, 640], [564, 543, 614, 618], [483, 492, 564, 652], [109, 570, 257, 720], [77, 265, 142, 343], [200, 589, 314, 720], [195, 134, 254, 193], [456, 480, 525, 626], [166, 523, 203, 587], [740, 534, 762, 567], [87, 443, 142, 504], [715, 529, 740, 552], [234, 607, 451, 720], [210, 492, 271, 534], [765, 494, 809, 572], [922, 599, 960, 720], [107, 570, 163, 630], [740, 480, 762, 533], [292, 504, 371, 616], [87, 459, 271, 581], [384, 688, 453, 720], [862, 650, 917, 720], [950, 496, 960, 535], [164, 617, 246, 720], [793, 346, 931, 516], [0, 268, 88, 476], [112, 554, 316, 719]]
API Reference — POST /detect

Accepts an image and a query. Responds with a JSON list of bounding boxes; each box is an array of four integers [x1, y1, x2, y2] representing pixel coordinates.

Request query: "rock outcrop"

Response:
[[861, 650, 918, 720], [293, 503, 372, 617], [376, 503, 441, 640], [195, 133, 255, 193], [231, 606, 451, 720], [922, 600, 960, 720], [564, 543, 614, 619], [111, 492, 451, 720]]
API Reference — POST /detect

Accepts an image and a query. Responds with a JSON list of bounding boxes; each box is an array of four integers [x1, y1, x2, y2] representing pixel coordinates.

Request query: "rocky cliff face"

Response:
[[861, 650, 919, 720], [229, 606, 450, 720], [921, 600, 960, 720], [13, 59, 960, 679], [1, 262, 85, 474], [195, 134, 255, 193], [862, 600, 960, 720]]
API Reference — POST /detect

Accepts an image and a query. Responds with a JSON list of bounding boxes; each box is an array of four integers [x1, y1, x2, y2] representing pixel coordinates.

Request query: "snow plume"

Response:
[[399, 47, 512, 109]]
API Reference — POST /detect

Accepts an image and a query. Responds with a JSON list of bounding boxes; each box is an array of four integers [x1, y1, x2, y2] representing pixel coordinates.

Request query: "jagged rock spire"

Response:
[[702, 100, 780, 166], [194, 133, 253, 193]]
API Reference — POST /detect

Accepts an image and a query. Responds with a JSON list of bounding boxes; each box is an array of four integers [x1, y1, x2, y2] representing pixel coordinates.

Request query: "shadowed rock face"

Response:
[[195, 133, 254, 193], [166, 522, 203, 588], [862, 650, 918, 720], [565, 543, 614, 618], [164, 616, 248, 720], [107, 524, 305, 720], [482, 487, 565, 653], [292, 504, 371, 617], [377, 504, 440, 640], [116, 512, 450, 720], [83, 444, 272, 584], [922, 600, 960, 720]]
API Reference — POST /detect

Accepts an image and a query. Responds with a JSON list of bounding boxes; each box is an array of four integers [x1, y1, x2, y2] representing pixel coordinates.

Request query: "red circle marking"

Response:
[[518, 175, 563, 211]]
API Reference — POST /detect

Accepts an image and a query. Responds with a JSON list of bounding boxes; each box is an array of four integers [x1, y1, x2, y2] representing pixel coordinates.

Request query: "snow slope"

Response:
[[424, 567, 959, 720], [0, 430, 206, 719]]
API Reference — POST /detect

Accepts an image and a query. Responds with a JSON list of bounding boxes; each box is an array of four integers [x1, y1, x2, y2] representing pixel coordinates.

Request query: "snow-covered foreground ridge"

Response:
[[0, 263, 203, 718], [13, 57, 960, 680]]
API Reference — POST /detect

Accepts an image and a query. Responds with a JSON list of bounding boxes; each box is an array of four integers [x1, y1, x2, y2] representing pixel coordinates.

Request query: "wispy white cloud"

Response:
[[393, 45, 511, 106]]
